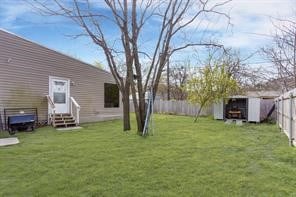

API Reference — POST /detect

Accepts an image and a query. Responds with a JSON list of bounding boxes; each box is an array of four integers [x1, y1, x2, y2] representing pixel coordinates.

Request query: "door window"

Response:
[[54, 92, 66, 103], [53, 81, 66, 104]]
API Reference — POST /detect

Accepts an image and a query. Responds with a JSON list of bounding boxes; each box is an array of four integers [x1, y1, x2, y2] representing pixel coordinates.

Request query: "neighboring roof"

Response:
[[246, 90, 281, 99], [255, 77, 296, 92], [0, 28, 110, 75], [228, 95, 250, 99]]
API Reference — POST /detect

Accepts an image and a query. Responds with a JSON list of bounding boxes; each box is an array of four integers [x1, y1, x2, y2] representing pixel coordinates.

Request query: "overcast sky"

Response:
[[0, 0, 295, 69]]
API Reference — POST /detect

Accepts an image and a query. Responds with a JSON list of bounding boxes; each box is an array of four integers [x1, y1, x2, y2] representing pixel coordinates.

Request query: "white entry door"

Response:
[[49, 77, 70, 114]]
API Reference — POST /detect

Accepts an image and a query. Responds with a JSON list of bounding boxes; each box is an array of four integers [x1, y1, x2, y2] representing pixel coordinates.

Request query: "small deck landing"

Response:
[[56, 126, 82, 131]]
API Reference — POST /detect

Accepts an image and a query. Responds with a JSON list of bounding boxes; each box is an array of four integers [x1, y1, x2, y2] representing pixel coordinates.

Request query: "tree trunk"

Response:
[[194, 105, 204, 122], [122, 91, 131, 131], [131, 88, 150, 134], [140, 92, 147, 131], [131, 96, 142, 133], [134, 91, 146, 134]]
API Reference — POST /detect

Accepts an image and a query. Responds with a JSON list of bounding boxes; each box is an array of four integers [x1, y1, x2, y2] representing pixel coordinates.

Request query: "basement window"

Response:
[[104, 83, 119, 108]]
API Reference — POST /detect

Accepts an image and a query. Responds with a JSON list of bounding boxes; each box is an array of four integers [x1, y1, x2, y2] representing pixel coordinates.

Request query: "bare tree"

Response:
[[157, 66, 189, 100], [30, 0, 231, 133], [262, 15, 296, 91], [199, 48, 270, 90], [169, 65, 189, 100], [161, 61, 191, 100], [221, 49, 271, 88]]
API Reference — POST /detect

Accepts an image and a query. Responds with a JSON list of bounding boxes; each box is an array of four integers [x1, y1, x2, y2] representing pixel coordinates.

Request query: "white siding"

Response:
[[0, 29, 122, 124]]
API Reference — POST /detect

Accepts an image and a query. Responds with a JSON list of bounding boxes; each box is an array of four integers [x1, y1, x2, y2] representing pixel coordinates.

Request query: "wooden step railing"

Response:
[[46, 95, 56, 127], [70, 97, 80, 125]]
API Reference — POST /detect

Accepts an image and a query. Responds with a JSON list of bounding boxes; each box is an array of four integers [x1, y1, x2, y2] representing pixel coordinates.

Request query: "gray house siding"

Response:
[[0, 29, 122, 125]]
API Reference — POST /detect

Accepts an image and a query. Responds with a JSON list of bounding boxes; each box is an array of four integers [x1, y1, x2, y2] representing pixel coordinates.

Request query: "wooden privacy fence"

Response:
[[130, 100, 212, 117], [275, 89, 296, 146]]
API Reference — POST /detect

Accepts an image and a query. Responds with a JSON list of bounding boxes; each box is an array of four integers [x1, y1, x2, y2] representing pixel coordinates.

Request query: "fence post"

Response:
[[289, 93, 294, 146], [282, 96, 284, 132], [278, 99, 280, 128], [275, 100, 278, 126], [277, 99, 280, 129]]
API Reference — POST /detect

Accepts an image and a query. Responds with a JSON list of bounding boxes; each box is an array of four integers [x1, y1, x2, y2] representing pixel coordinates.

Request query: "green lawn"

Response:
[[0, 114, 296, 196]]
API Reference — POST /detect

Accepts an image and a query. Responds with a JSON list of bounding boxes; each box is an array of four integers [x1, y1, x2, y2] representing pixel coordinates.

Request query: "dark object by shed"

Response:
[[7, 114, 36, 135], [225, 98, 248, 120], [261, 103, 275, 123]]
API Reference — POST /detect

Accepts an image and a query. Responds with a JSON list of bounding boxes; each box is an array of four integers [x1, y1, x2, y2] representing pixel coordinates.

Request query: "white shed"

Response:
[[213, 96, 261, 123]]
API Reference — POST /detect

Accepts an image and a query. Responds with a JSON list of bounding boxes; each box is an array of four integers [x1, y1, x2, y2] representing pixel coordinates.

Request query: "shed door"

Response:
[[214, 100, 224, 120], [49, 77, 70, 114], [248, 98, 260, 122]]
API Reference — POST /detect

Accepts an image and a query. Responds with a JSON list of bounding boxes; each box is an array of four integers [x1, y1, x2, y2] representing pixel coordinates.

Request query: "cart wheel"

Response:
[[8, 128, 16, 135]]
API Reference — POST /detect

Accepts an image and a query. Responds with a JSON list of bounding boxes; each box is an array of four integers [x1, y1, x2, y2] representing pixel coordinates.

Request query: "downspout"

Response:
[[289, 92, 294, 146], [293, 33, 296, 88]]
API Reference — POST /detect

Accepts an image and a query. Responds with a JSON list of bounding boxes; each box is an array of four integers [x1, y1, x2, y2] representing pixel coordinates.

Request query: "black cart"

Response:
[[7, 114, 35, 135]]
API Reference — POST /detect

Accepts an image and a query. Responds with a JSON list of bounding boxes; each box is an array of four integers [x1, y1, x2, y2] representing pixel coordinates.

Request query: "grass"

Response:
[[0, 114, 296, 196]]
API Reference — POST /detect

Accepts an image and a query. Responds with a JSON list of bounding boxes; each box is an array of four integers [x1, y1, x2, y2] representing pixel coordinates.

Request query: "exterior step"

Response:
[[54, 122, 77, 127], [51, 113, 71, 118], [50, 113, 77, 128], [53, 117, 74, 121], [54, 119, 75, 124], [63, 117, 74, 120]]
